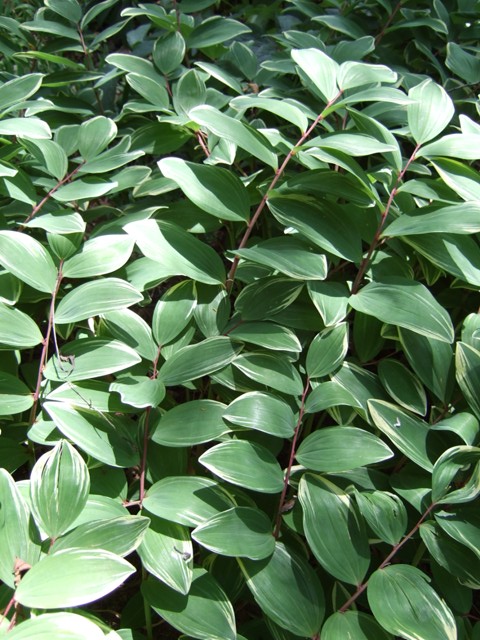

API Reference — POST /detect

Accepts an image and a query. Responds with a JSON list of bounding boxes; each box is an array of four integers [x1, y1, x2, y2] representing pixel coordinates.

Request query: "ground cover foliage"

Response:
[[0, 0, 479, 638]]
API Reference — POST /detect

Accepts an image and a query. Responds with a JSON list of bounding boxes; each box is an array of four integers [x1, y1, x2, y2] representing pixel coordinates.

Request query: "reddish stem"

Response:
[[28, 263, 64, 426], [273, 377, 310, 539], [338, 500, 437, 612], [375, 0, 405, 47], [351, 144, 420, 294], [226, 91, 344, 292], [139, 407, 151, 507]]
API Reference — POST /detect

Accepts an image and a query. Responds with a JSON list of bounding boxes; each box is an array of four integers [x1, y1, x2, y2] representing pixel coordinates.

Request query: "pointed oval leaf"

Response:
[[0, 73, 43, 111], [187, 15, 250, 48], [230, 95, 308, 133], [322, 611, 393, 640], [52, 178, 117, 202], [384, 202, 480, 237], [233, 352, 303, 396], [435, 507, 480, 560], [44, 402, 139, 468], [367, 564, 456, 640], [299, 474, 370, 585], [199, 440, 284, 494], [110, 376, 165, 409], [338, 61, 397, 90], [228, 322, 302, 353], [63, 234, 135, 278], [192, 507, 275, 560], [51, 515, 150, 558], [143, 568, 236, 640], [55, 278, 143, 324], [189, 105, 278, 170], [407, 79, 454, 145], [144, 476, 233, 527], [102, 308, 157, 361], [291, 48, 339, 102], [223, 391, 296, 438], [0, 117, 51, 139], [239, 542, 324, 637], [153, 31, 186, 75], [355, 490, 407, 545], [159, 336, 241, 386], [0, 230, 57, 293], [418, 133, 480, 160], [0, 303, 43, 349], [15, 548, 135, 608], [43, 338, 141, 382], [78, 115, 117, 160], [6, 612, 108, 640], [158, 158, 249, 222], [124, 219, 225, 285], [152, 280, 196, 347], [378, 360, 427, 415], [0, 371, 33, 415], [349, 277, 454, 343], [456, 342, 480, 419], [30, 440, 90, 538], [307, 281, 349, 326], [138, 513, 192, 594], [296, 426, 393, 472], [368, 399, 433, 471], [0, 469, 41, 588], [306, 322, 348, 378], [153, 400, 228, 447], [432, 445, 480, 505]]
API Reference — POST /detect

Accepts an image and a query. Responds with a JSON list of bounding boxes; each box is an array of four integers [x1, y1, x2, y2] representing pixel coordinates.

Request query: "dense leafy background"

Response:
[[0, 0, 480, 638]]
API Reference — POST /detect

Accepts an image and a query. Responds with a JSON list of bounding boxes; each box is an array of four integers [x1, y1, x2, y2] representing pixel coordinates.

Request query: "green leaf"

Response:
[[51, 515, 150, 558], [21, 18, 81, 40], [153, 31, 186, 75], [24, 210, 85, 235], [235, 277, 304, 321], [15, 548, 135, 608], [152, 280, 196, 346], [106, 53, 165, 83], [159, 336, 241, 386], [0, 230, 58, 293], [55, 278, 143, 324], [30, 440, 90, 539], [0, 73, 43, 111], [23, 138, 68, 181], [78, 115, 117, 160], [291, 48, 339, 103], [52, 178, 117, 202], [102, 308, 158, 361], [446, 42, 480, 84], [355, 490, 407, 545], [349, 277, 454, 343], [378, 360, 427, 416], [296, 427, 393, 472], [435, 507, 480, 560], [0, 303, 43, 349], [234, 237, 328, 281], [367, 565, 456, 640], [152, 399, 228, 446], [137, 513, 193, 595], [384, 202, 480, 236], [399, 328, 454, 402], [124, 219, 225, 285], [199, 440, 284, 493], [306, 322, 348, 378], [233, 352, 303, 396], [44, 402, 139, 468], [0, 371, 33, 415], [418, 133, 480, 159], [110, 376, 165, 409], [432, 445, 480, 505], [407, 79, 454, 144], [305, 380, 359, 414], [223, 391, 296, 438], [158, 158, 249, 222], [173, 69, 206, 116], [0, 469, 41, 588], [239, 542, 325, 637], [309, 132, 397, 157], [144, 476, 233, 527], [420, 521, 480, 589], [368, 400, 433, 471], [230, 95, 308, 133], [456, 342, 480, 418], [337, 61, 397, 89], [126, 73, 169, 108], [307, 281, 349, 326], [322, 611, 393, 640], [268, 196, 362, 263], [187, 16, 250, 48], [192, 507, 274, 559], [228, 322, 301, 353], [143, 569, 236, 640], [0, 117, 51, 139], [298, 474, 370, 585], [5, 613, 108, 640], [43, 338, 141, 382], [189, 105, 278, 170]]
